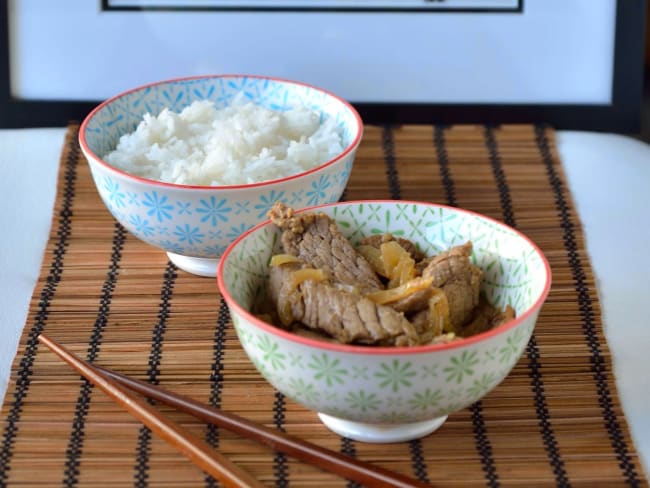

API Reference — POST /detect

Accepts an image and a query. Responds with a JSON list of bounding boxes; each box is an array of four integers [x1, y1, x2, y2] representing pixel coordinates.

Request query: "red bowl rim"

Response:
[[78, 74, 363, 191], [217, 199, 552, 356]]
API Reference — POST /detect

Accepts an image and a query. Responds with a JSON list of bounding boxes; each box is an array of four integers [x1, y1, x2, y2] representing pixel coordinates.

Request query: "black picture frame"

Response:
[[100, 0, 523, 13], [1, 0, 646, 131]]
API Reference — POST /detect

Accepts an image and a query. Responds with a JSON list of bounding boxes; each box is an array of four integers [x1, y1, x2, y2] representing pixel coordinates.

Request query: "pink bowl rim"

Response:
[[78, 74, 363, 191], [217, 199, 552, 356]]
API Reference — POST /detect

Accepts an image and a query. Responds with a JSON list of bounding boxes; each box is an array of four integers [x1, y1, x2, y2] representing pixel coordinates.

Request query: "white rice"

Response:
[[103, 99, 345, 186]]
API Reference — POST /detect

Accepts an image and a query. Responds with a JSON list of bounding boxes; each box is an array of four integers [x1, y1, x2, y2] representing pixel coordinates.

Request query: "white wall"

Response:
[[9, 0, 616, 104]]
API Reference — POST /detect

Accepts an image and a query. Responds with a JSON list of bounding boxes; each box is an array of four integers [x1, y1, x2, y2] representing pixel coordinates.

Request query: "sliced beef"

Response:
[[359, 233, 426, 262], [421, 241, 482, 328], [264, 205, 508, 347], [458, 296, 516, 338], [406, 308, 459, 345], [389, 288, 433, 314], [414, 255, 434, 276], [268, 202, 383, 293], [408, 309, 436, 341], [269, 262, 419, 346]]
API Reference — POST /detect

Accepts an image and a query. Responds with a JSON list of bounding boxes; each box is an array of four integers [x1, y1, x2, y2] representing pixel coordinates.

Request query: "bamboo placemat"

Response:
[[1, 124, 647, 487]]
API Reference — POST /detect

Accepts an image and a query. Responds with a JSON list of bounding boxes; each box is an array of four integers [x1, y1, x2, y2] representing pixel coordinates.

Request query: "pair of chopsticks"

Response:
[[39, 334, 430, 488]]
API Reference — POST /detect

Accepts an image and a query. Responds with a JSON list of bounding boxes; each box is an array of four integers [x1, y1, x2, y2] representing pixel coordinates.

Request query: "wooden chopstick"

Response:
[[94, 364, 431, 488], [38, 334, 264, 488], [39, 333, 430, 487]]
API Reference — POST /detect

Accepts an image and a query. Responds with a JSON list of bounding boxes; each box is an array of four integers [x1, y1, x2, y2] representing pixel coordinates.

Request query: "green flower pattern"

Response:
[[346, 390, 381, 413], [408, 388, 443, 411], [238, 328, 530, 422], [309, 353, 348, 387], [288, 378, 320, 404], [467, 372, 498, 399], [227, 202, 545, 423], [375, 359, 417, 392], [256, 335, 286, 371], [444, 351, 479, 384]]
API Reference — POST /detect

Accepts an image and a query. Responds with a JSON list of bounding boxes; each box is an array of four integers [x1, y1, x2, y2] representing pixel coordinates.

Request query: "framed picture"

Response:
[[1, 0, 646, 131]]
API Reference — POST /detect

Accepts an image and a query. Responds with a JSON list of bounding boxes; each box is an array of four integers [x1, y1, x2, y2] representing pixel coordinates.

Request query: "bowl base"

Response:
[[317, 413, 448, 443], [167, 252, 218, 277]]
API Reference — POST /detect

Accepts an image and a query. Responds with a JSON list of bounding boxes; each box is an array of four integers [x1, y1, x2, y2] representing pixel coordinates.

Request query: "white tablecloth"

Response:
[[0, 128, 648, 477]]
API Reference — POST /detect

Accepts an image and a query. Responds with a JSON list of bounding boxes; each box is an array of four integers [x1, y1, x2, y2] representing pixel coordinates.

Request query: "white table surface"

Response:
[[0, 128, 648, 478]]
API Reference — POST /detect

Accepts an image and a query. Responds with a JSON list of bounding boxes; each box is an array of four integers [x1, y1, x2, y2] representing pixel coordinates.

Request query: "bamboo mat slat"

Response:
[[1, 124, 647, 487]]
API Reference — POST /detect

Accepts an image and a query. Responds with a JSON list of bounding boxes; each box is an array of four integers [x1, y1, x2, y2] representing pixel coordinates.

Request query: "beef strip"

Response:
[[458, 295, 516, 338], [405, 308, 459, 345], [359, 233, 426, 262], [269, 262, 419, 346], [414, 256, 434, 276], [421, 241, 483, 328], [408, 308, 436, 340], [389, 288, 433, 314], [268, 202, 383, 293]]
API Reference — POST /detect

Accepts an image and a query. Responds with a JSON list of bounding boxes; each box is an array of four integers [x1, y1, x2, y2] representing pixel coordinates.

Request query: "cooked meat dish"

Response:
[[420, 241, 482, 328], [268, 260, 419, 346], [269, 203, 383, 294], [263, 203, 515, 346]]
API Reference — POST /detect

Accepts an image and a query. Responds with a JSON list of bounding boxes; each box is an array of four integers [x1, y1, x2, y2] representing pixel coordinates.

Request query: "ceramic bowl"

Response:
[[79, 75, 362, 277], [217, 200, 551, 443]]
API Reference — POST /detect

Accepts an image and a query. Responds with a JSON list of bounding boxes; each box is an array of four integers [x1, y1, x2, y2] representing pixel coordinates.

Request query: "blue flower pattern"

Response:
[[142, 191, 174, 222], [85, 76, 358, 259], [196, 196, 232, 226], [234, 201, 250, 215], [255, 190, 287, 219], [129, 215, 154, 238], [176, 201, 192, 215], [174, 224, 205, 245], [103, 177, 126, 209], [306, 175, 331, 206]]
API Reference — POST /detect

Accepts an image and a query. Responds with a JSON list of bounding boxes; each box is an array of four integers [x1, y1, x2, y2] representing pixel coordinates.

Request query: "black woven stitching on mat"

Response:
[[434, 125, 499, 487], [64, 221, 127, 487], [133, 261, 178, 488], [204, 298, 230, 488], [469, 402, 499, 487], [340, 437, 361, 488], [434, 125, 457, 208], [273, 391, 289, 487], [0, 130, 79, 488], [382, 125, 401, 200], [535, 125, 642, 486], [383, 125, 434, 482], [484, 125, 570, 486], [408, 439, 432, 484], [484, 126, 516, 227]]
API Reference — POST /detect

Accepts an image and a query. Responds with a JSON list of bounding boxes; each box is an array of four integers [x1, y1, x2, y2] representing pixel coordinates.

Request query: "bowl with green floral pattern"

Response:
[[217, 200, 551, 443]]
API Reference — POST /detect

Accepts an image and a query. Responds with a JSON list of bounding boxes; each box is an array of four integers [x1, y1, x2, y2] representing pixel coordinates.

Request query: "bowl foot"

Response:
[[317, 413, 448, 443], [167, 252, 218, 277]]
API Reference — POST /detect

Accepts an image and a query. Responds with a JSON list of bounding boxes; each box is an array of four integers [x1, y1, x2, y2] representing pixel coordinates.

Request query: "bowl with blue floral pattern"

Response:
[[79, 75, 362, 276], [217, 200, 551, 443]]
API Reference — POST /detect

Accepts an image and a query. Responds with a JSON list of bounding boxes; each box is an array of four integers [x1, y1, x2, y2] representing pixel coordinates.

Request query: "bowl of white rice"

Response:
[[79, 75, 362, 276]]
